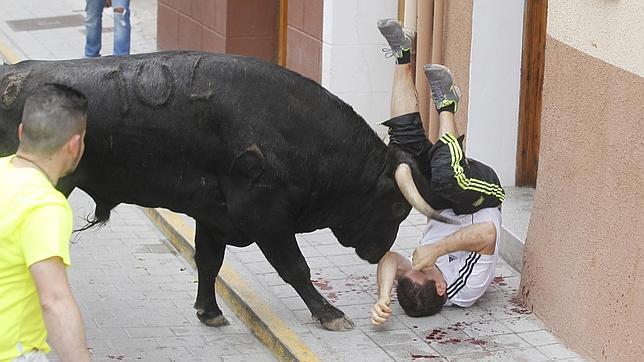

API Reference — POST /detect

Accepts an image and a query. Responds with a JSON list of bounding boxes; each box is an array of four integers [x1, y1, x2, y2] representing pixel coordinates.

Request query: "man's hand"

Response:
[[371, 296, 392, 325], [105, 0, 112, 8], [412, 243, 442, 271]]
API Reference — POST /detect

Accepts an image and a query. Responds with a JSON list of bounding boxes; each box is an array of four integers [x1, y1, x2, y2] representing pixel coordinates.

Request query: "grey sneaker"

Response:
[[377, 19, 413, 58], [423, 64, 461, 112]]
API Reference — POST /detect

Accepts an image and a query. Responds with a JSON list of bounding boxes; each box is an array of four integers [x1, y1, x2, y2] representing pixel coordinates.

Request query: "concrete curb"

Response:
[[0, 38, 19, 64], [142, 208, 320, 362]]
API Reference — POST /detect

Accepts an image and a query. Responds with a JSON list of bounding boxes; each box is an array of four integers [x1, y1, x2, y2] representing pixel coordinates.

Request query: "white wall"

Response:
[[321, 0, 398, 138], [466, 0, 525, 186]]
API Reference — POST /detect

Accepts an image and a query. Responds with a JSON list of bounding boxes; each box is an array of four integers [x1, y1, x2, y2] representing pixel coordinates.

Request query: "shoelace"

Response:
[[381, 47, 402, 58]]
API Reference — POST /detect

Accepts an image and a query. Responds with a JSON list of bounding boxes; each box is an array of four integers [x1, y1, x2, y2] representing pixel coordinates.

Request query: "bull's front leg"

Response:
[[257, 236, 355, 331], [193, 221, 229, 327]]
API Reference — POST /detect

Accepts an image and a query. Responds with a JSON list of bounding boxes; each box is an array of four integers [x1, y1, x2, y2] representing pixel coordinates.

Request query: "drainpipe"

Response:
[[278, 0, 288, 66], [415, 0, 434, 138], [403, 0, 417, 31], [401, 0, 444, 141], [428, 0, 444, 142]]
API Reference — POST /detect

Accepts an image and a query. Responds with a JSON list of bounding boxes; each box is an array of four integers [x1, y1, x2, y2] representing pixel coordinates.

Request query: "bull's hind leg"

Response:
[[257, 236, 355, 331], [193, 221, 229, 327]]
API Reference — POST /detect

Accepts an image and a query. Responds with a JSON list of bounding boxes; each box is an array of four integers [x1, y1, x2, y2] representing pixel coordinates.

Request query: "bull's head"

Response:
[[331, 148, 452, 264]]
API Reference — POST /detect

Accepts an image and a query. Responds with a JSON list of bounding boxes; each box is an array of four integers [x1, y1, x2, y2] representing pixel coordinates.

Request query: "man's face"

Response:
[[403, 267, 447, 296]]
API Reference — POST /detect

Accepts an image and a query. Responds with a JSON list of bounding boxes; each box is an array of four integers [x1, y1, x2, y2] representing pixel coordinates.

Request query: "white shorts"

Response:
[[13, 351, 49, 362]]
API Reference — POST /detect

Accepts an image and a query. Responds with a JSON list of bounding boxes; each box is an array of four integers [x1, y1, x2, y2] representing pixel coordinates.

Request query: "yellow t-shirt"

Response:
[[0, 155, 72, 361]]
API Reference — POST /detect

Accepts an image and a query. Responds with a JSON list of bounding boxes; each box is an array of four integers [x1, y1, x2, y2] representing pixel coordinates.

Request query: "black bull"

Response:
[[0, 51, 448, 331]]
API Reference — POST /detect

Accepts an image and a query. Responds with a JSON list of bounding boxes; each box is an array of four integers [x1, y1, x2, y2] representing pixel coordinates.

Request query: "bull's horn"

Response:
[[394, 163, 458, 224]]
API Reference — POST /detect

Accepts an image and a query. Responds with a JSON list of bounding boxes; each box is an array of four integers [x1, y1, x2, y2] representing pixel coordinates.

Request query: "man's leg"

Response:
[[424, 64, 505, 214], [112, 0, 131, 56], [84, 0, 104, 58], [377, 19, 417, 118], [378, 19, 428, 156], [391, 63, 418, 118], [423, 64, 461, 137]]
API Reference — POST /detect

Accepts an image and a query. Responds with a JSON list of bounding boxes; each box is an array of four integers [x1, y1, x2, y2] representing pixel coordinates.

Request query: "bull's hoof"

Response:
[[321, 315, 355, 331], [197, 311, 230, 327]]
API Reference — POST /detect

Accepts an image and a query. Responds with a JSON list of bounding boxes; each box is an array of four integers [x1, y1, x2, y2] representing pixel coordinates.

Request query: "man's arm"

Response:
[[30, 257, 90, 362], [371, 251, 412, 325], [412, 222, 496, 271]]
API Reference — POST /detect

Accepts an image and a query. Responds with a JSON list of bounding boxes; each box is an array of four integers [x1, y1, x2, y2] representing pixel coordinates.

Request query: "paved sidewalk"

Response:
[[183, 214, 587, 361], [61, 191, 275, 361], [0, 1, 588, 360]]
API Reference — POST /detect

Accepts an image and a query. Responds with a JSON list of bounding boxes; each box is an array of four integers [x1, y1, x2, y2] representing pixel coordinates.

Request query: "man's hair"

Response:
[[396, 275, 447, 317], [20, 84, 88, 154]]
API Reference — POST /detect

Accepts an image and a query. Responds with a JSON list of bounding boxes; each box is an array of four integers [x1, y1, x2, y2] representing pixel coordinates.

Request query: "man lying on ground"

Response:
[[371, 19, 505, 324]]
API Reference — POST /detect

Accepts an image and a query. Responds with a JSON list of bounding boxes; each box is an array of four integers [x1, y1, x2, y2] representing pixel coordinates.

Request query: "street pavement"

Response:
[[64, 192, 276, 361], [0, 0, 588, 360]]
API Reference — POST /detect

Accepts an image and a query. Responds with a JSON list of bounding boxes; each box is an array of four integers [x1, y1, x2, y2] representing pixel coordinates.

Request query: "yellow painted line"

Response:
[[142, 208, 320, 362], [0, 37, 20, 64]]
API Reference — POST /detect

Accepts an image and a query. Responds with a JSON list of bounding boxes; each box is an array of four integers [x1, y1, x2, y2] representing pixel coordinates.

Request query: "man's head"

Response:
[[18, 84, 88, 174], [396, 268, 447, 317]]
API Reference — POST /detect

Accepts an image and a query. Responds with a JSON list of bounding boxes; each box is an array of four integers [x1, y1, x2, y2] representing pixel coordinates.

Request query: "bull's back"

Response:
[[3, 51, 386, 219]]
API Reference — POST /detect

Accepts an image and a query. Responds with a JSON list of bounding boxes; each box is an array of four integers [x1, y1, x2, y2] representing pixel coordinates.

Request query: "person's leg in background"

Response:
[[111, 0, 131, 56], [84, 0, 104, 57]]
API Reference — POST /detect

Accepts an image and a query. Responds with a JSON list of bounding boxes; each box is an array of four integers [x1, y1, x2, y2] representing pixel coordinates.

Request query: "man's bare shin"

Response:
[[438, 110, 458, 138], [391, 64, 419, 118]]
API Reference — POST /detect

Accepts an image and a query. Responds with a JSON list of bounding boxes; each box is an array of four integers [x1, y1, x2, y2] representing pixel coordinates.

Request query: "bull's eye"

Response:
[[392, 202, 408, 219]]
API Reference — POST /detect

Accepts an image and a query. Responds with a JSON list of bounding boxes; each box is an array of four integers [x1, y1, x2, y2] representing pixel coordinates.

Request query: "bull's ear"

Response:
[[230, 143, 264, 183]]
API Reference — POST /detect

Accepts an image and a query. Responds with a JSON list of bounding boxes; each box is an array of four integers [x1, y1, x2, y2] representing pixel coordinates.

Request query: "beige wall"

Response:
[[521, 3, 644, 359], [547, 0, 643, 77]]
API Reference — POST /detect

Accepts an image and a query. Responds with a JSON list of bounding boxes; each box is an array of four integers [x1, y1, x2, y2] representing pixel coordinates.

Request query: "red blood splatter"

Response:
[[311, 278, 333, 290], [439, 338, 461, 345], [493, 276, 505, 284], [326, 292, 337, 300], [509, 296, 532, 315], [469, 338, 487, 346]]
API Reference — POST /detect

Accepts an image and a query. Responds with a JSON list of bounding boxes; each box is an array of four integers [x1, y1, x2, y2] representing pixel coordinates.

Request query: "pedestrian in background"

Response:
[[85, 0, 131, 57], [0, 84, 90, 362]]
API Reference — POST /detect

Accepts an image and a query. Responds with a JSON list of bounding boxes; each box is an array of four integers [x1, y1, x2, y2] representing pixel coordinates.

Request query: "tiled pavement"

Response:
[[54, 191, 276, 361], [0, 0, 588, 360], [218, 216, 587, 361]]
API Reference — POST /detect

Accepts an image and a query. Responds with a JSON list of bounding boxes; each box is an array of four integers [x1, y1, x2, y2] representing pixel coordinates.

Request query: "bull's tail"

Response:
[[72, 202, 115, 234]]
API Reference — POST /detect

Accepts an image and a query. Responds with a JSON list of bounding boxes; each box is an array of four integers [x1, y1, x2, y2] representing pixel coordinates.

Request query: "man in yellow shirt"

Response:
[[0, 84, 90, 362]]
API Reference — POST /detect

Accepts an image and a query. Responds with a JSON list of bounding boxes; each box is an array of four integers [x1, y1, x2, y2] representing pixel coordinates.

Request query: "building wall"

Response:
[[286, 0, 323, 83], [520, 1, 644, 360], [157, 0, 278, 62], [465, 0, 525, 186], [321, 0, 398, 138]]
